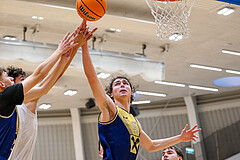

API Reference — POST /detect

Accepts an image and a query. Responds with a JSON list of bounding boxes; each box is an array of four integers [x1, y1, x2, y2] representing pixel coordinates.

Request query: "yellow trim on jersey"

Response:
[[98, 109, 119, 125], [0, 106, 17, 118], [11, 107, 19, 150], [117, 106, 140, 137]]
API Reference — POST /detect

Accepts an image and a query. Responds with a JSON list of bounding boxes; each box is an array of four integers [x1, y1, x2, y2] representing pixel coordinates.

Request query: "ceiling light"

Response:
[[97, 72, 110, 79], [64, 90, 77, 96], [226, 70, 240, 75], [106, 28, 122, 33], [222, 49, 240, 56], [189, 85, 218, 92], [38, 17, 44, 20], [213, 77, 240, 87], [32, 16, 38, 19], [110, 28, 116, 31], [39, 103, 51, 109], [116, 29, 122, 32], [190, 64, 222, 72], [3, 35, 17, 41], [217, 7, 235, 16], [169, 33, 183, 41], [136, 91, 166, 97], [132, 100, 151, 105], [154, 80, 186, 87]]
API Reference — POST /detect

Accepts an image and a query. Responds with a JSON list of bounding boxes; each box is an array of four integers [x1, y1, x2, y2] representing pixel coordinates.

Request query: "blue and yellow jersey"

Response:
[[0, 108, 19, 160], [98, 106, 140, 160], [0, 84, 23, 159]]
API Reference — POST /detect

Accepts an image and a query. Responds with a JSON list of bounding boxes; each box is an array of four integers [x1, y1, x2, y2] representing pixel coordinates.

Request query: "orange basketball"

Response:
[[76, 0, 107, 21]]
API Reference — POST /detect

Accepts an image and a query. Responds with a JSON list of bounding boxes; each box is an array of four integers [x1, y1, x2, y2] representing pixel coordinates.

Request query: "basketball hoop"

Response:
[[145, 0, 195, 41]]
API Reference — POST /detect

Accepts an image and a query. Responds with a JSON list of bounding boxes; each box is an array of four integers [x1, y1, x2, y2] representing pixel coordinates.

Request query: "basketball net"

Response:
[[145, 0, 195, 41]]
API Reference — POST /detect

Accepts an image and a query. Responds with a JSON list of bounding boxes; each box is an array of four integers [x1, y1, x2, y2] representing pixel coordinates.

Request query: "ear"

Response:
[[110, 92, 113, 98], [0, 81, 5, 89], [178, 156, 183, 160]]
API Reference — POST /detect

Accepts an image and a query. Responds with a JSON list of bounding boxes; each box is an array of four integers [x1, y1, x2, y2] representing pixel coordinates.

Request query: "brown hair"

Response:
[[162, 146, 184, 160], [6, 66, 26, 81]]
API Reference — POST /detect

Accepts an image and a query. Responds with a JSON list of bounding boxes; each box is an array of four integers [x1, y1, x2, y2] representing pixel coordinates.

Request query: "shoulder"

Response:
[[135, 118, 142, 131]]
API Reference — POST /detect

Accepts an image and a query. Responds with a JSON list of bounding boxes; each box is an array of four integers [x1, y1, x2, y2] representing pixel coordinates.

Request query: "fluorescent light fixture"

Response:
[[190, 64, 222, 72], [217, 7, 234, 16], [32, 16, 38, 19], [189, 85, 218, 92], [222, 49, 240, 56], [154, 80, 186, 87], [64, 89, 77, 96], [136, 91, 166, 97], [226, 70, 240, 75], [39, 103, 51, 109], [97, 72, 110, 79], [169, 33, 183, 41], [132, 100, 151, 105]]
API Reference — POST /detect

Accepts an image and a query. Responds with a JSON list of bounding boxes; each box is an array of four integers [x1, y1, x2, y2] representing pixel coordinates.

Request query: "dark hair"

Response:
[[0, 67, 6, 80], [105, 76, 135, 103], [6, 66, 26, 81], [163, 146, 184, 160]]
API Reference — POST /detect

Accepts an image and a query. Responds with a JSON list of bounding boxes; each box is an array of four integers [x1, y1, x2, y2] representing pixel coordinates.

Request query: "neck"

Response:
[[115, 99, 131, 112]]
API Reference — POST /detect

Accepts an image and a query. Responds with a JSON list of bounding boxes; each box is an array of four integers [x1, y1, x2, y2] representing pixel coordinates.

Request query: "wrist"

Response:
[[177, 134, 182, 142]]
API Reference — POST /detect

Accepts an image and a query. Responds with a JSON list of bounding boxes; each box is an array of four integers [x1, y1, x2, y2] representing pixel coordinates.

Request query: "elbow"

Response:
[[145, 142, 155, 153]]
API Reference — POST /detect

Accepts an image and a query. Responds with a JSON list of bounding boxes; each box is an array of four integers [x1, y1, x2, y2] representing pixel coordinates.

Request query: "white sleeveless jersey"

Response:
[[8, 104, 38, 160]]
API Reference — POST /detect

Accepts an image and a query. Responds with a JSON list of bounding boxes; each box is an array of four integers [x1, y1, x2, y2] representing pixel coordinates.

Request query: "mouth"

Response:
[[119, 89, 127, 93]]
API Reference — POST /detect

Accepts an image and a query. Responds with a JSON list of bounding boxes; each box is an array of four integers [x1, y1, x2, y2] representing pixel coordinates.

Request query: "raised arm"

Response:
[[82, 35, 116, 122], [23, 49, 72, 103], [24, 20, 95, 103], [140, 123, 201, 152], [22, 32, 77, 96]]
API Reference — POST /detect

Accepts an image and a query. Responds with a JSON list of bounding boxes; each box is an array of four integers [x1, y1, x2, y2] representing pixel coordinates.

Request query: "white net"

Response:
[[145, 0, 195, 41]]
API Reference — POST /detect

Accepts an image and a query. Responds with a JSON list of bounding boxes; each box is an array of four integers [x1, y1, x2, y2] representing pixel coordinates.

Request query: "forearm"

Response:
[[33, 50, 62, 79], [82, 43, 110, 111], [149, 135, 182, 152], [82, 43, 98, 79], [24, 58, 67, 102]]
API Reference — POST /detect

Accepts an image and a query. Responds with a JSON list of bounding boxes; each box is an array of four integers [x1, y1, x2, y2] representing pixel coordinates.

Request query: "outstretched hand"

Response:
[[73, 20, 97, 47], [180, 124, 201, 142], [57, 32, 78, 55]]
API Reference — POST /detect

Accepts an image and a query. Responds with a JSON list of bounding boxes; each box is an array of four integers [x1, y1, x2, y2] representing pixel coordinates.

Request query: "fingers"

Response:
[[90, 28, 98, 34], [193, 128, 201, 133], [62, 32, 70, 41], [189, 125, 198, 131], [183, 124, 188, 131]]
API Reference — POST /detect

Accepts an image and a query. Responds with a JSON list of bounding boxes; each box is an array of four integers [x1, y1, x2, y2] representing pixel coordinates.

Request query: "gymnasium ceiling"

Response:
[[0, 0, 240, 110]]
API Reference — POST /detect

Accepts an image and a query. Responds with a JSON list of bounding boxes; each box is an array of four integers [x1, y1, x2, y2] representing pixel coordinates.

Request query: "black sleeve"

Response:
[[0, 83, 24, 116]]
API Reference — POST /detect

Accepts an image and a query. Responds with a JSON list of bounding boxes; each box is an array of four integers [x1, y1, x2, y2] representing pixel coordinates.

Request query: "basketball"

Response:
[[76, 0, 107, 21]]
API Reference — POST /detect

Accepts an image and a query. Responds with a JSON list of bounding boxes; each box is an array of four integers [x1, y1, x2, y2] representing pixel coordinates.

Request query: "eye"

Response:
[[114, 82, 120, 86]]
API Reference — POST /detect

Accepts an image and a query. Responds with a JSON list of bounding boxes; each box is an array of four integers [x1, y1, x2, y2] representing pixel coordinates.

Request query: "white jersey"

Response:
[[8, 104, 38, 160]]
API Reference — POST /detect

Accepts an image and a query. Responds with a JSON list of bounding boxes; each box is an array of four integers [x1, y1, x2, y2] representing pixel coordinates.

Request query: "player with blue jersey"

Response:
[[81, 20, 201, 160], [0, 32, 78, 160]]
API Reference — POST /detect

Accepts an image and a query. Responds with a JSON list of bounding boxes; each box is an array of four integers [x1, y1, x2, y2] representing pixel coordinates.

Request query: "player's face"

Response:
[[0, 72, 14, 88], [162, 148, 181, 160], [14, 75, 25, 84], [111, 78, 132, 101]]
